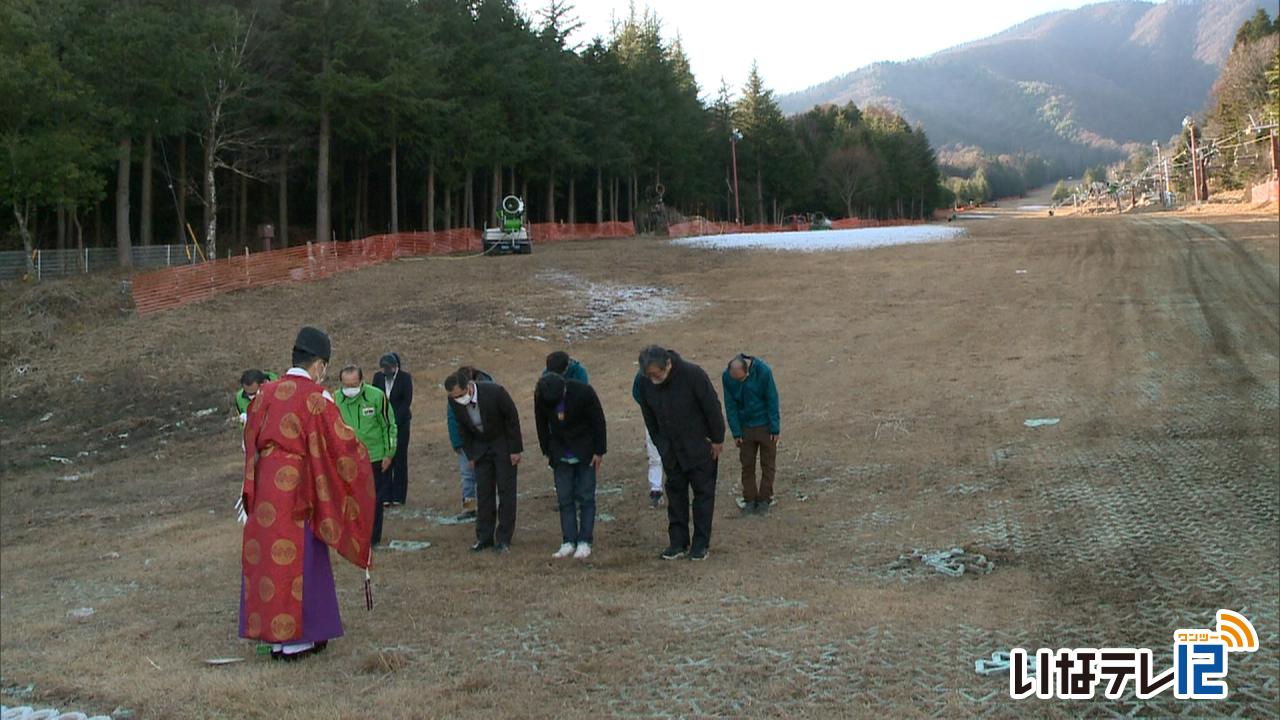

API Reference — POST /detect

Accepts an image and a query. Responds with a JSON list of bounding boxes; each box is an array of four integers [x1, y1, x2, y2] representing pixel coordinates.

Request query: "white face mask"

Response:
[[341, 387, 361, 398], [453, 392, 472, 406]]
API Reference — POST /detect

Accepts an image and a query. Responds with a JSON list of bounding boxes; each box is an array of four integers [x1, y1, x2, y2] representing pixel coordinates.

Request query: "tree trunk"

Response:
[[463, 167, 474, 229], [358, 154, 370, 237], [56, 204, 66, 270], [389, 132, 399, 234], [202, 127, 217, 259], [629, 170, 637, 222], [229, 170, 239, 248], [72, 207, 84, 272], [338, 163, 347, 240], [94, 199, 102, 247], [443, 186, 452, 230], [13, 201, 35, 276], [520, 177, 529, 218], [140, 132, 153, 246], [116, 136, 133, 266], [238, 171, 248, 249], [425, 155, 435, 232], [278, 147, 288, 248], [546, 165, 556, 223], [610, 175, 618, 222], [316, 108, 331, 244], [176, 133, 187, 245], [568, 175, 576, 224], [747, 166, 757, 226], [491, 162, 502, 223], [507, 166, 516, 197], [596, 167, 603, 224]]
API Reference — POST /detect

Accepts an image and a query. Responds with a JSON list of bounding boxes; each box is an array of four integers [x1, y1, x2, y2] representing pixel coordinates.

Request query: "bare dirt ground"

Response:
[[1, 207, 1277, 719]]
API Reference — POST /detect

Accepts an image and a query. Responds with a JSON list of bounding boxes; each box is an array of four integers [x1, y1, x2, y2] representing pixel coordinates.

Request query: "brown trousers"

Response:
[[739, 425, 777, 502]]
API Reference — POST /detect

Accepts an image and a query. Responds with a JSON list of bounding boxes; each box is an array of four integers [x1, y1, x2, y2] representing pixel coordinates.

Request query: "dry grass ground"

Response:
[[1, 207, 1277, 719]]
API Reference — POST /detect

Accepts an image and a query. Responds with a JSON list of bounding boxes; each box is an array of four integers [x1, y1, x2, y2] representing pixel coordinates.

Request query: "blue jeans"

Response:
[[457, 449, 476, 502], [553, 461, 596, 545]]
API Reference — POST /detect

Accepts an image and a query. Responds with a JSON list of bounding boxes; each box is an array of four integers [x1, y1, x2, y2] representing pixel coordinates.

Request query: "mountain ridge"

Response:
[[778, 0, 1272, 168]]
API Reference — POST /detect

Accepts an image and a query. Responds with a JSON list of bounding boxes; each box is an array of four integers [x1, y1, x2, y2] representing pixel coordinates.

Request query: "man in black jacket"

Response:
[[446, 368, 523, 553], [635, 345, 726, 561], [373, 352, 413, 505], [534, 373, 606, 560]]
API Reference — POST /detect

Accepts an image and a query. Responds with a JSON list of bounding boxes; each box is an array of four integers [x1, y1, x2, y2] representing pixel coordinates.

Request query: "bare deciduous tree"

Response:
[[822, 146, 880, 219]]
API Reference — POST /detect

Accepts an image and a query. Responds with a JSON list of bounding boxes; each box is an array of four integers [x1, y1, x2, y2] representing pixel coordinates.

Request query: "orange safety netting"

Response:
[[132, 228, 480, 315], [131, 216, 922, 315], [130, 223, 640, 315]]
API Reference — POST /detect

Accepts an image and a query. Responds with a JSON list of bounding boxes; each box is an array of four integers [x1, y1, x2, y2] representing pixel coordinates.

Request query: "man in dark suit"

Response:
[[373, 352, 413, 505], [534, 373, 606, 560], [635, 345, 726, 562], [445, 367, 523, 553]]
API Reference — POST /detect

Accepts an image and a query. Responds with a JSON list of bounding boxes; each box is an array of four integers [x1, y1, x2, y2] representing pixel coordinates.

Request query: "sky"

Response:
[[518, 0, 1108, 97]]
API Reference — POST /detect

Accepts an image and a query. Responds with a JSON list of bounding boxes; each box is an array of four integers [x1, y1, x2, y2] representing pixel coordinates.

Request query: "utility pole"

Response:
[[730, 128, 743, 225], [1270, 128, 1278, 180], [1153, 140, 1170, 207], [1183, 116, 1202, 203]]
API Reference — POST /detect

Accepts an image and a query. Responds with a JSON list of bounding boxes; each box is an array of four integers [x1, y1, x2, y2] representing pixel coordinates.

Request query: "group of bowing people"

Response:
[[237, 326, 781, 660]]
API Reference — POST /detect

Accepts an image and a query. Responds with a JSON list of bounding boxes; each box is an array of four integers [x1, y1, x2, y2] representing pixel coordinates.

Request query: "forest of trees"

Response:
[[937, 147, 1060, 206], [1, 0, 948, 271], [1204, 8, 1279, 190]]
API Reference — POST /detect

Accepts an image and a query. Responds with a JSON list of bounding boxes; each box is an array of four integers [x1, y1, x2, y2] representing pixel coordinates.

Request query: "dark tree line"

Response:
[[1, 0, 948, 272]]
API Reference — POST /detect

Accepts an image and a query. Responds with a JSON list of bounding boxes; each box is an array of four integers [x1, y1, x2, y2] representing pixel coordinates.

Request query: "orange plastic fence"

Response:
[[132, 228, 480, 315], [130, 223, 640, 315], [131, 216, 921, 315], [531, 221, 635, 242]]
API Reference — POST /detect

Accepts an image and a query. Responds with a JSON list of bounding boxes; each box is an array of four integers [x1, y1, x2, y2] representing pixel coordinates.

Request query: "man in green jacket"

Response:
[[234, 369, 279, 422], [336, 365, 398, 545], [722, 354, 780, 515]]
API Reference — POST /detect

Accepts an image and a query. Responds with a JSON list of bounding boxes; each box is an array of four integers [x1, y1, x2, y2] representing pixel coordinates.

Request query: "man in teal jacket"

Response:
[[544, 351, 588, 384], [721, 354, 780, 515], [336, 365, 398, 545]]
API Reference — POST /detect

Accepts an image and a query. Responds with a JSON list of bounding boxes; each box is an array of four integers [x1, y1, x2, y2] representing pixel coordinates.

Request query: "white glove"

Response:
[[239, 412, 248, 425], [234, 496, 247, 525]]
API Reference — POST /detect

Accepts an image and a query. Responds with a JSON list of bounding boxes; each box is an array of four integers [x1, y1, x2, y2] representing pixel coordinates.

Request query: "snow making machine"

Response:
[[483, 195, 532, 255]]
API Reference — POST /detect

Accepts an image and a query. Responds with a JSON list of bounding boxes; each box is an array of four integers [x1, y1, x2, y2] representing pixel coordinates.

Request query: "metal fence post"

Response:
[[36, 249, 41, 282], [167, 245, 171, 266]]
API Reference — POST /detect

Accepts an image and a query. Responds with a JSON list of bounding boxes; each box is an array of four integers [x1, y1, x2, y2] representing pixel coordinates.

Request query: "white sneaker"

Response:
[[553, 542, 575, 559], [573, 543, 592, 560]]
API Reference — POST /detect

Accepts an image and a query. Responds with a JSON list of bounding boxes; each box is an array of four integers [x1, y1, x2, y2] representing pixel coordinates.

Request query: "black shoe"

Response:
[[660, 546, 687, 560], [470, 541, 494, 552], [756, 500, 770, 515], [493, 543, 510, 554], [689, 547, 709, 561], [741, 501, 757, 516], [649, 491, 662, 508]]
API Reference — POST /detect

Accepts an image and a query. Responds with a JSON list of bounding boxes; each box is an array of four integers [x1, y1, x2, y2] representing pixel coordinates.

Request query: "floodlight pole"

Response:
[[1153, 140, 1170, 205], [730, 129, 743, 225]]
